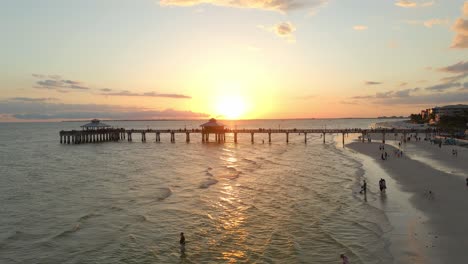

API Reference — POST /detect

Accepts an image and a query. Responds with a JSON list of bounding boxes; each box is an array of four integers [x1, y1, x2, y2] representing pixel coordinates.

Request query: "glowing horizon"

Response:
[[0, 1, 467, 122]]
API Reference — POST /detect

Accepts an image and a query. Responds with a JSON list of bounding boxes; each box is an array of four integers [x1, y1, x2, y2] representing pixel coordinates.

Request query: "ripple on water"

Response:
[[199, 178, 219, 189]]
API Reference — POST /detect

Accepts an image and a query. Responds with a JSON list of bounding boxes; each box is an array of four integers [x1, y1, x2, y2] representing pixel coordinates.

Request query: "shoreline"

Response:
[[346, 140, 468, 263]]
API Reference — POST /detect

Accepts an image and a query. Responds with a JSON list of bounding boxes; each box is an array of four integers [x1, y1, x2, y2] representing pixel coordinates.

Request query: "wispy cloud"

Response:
[[439, 61, 468, 73], [438, 61, 468, 83], [260, 22, 297, 42], [365, 81, 382, 85], [395, 0, 417, 8], [296, 94, 316, 100], [9, 97, 57, 102], [425, 82, 461, 92], [31, 74, 192, 99], [33, 74, 90, 91], [101, 90, 192, 99], [0, 100, 208, 120], [351, 88, 468, 105], [352, 88, 420, 99], [406, 18, 449, 28], [353, 25, 368, 31], [395, 0, 434, 8], [159, 0, 328, 13]]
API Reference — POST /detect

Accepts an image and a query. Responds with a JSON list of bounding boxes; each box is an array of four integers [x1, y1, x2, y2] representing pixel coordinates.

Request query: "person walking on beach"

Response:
[[466, 177, 468, 187], [340, 254, 350, 264], [360, 180, 367, 194], [180, 232, 186, 253], [379, 178, 387, 192], [384, 152, 388, 160]]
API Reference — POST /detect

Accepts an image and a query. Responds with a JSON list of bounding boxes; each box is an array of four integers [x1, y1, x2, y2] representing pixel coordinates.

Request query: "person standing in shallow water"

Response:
[[180, 232, 186, 253], [360, 180, 367, 194]]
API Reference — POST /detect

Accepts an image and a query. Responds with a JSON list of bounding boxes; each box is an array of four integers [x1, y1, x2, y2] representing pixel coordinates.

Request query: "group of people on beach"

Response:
[[359, 179, 387, 194]]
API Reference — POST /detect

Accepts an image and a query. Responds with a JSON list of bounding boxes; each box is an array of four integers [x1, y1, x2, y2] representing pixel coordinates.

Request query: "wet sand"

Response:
[[347, 141, 468, 263]]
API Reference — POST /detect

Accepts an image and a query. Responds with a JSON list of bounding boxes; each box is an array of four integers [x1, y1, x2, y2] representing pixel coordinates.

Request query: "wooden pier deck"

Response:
[[59, 127, 439, 146]]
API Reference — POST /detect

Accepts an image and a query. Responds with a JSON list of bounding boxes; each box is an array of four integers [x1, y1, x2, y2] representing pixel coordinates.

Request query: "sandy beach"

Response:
[[347, 139, 468, 263]]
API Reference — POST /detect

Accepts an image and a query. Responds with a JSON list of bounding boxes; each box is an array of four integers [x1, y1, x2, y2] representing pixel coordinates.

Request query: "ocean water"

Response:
[[0, 119, 400, 263]]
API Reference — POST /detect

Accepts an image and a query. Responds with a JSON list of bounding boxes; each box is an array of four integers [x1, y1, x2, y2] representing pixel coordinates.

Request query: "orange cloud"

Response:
[[159, 0, 328, 12], [395, 0, 433, 8], [451, 2, 468, 49], [353, 25, 368, 31]]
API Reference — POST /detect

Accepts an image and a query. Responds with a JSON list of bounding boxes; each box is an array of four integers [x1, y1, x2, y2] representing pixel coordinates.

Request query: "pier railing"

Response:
[[59, 127, 439, 146]]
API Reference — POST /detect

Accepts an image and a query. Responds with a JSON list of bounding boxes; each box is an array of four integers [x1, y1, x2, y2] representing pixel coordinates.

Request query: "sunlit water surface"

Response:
[[0, 119, 402, 263]]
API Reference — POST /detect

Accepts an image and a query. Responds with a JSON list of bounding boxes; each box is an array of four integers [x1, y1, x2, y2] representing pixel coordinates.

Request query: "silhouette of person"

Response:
[[360, 180, 367, 194], [180, 232, 186, 253]]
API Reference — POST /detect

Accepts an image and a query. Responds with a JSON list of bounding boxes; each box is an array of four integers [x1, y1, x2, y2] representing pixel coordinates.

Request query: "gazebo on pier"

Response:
[[200, 118, 225, 143], [80, 119, 111, 130]]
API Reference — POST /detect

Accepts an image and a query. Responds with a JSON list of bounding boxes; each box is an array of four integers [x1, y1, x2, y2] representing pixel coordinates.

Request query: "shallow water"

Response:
[[0, 119, 398, 263]]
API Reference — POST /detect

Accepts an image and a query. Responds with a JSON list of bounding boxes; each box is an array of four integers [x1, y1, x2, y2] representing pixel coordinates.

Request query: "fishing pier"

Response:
[[60, 119, 437, 146]]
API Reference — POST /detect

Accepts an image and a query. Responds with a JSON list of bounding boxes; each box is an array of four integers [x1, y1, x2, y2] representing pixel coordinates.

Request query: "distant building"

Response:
[[432, 104, 468, 122], [80, 119, 111, 130], [419, 104, 468, 124]]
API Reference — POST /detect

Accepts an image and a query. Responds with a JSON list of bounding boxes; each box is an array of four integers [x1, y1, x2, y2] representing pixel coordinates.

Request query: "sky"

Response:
[[0, 0, 467, 121]]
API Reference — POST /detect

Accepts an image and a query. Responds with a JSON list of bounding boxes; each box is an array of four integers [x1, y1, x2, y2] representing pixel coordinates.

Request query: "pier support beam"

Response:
[[251, 133, 254, 144], [323, 133, 326, 143], [186, 133, 190, 143], [268, 133, 271, 143], [304, 133, 307, 143], [342, 133, 345, 147], [286, 133, 289, 143], [171, 132, 175, 143], [234, 133, 237, 143]]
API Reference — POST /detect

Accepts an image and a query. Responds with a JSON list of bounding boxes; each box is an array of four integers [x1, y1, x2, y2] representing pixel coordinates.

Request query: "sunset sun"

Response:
[[215, 95, 246, 119]]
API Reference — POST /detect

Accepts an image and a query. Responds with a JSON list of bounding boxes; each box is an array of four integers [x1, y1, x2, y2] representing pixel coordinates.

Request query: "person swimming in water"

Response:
[[180, 232, 186, 253]]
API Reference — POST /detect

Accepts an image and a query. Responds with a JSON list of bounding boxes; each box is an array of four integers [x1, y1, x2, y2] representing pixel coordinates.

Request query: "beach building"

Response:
[[432, 105, 468, 122], [80, 119, 111, 130], [421, 104, 468, 124]]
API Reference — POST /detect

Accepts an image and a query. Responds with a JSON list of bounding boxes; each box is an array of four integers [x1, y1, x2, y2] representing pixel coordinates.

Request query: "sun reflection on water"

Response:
[[215, 183, 249, 263]]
